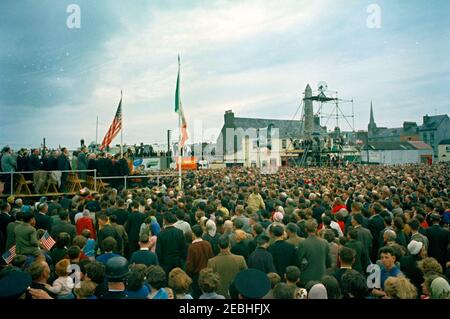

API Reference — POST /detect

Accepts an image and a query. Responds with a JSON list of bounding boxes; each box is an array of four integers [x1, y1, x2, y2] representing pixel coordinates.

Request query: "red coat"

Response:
[[332, 204, 347, 214], [76, 217, 96, 239], [337, 220, 345, 233]]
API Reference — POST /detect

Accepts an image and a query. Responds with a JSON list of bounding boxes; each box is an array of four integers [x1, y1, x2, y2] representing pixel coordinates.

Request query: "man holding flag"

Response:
[[15, 209, 40, 257], [175, 55, 189, 189]]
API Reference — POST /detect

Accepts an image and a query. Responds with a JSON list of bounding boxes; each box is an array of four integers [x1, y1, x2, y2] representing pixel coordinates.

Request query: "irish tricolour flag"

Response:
[[175, 55, 188, 149]]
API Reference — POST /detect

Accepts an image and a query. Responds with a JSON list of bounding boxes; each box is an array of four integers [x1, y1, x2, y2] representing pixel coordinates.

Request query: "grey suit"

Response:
[[15, 223, 40, 256], [207, 252, 247, 299], [297, 235, 331, 284]]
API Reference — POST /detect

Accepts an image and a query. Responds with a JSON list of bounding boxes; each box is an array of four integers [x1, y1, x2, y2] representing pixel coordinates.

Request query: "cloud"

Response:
[[0, 0, 449, 149]]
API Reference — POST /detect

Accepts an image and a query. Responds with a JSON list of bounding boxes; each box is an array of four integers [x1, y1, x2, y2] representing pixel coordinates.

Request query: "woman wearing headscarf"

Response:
[[308, 283, 328, 299], [430, 277, 450, 299]]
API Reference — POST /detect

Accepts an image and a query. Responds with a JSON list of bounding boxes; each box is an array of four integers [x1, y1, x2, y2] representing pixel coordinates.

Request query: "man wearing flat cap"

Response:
[[230, 269, 271, 299], [100, 256, 130, 299], [0, 268, 32, 299]]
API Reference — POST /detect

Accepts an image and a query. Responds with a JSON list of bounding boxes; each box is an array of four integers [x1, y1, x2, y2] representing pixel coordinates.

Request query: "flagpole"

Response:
[[178, 57, 182, 190], [120, 90, 123, 159], [179, 108, 182, 189], [95, 115, 98, 146]]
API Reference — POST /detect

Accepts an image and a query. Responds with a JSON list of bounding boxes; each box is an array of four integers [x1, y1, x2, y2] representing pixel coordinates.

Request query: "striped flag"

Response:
[[40, 231, 56, 251], [100, 92, 123, 151], [2, 245, 16, 264], [175, 55, 188, 148]]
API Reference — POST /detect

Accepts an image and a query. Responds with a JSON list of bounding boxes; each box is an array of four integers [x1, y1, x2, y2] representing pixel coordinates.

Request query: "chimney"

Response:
[[403, 121, 417, 131], [224, 110, 235, 127], [423, 115, 430, 125]]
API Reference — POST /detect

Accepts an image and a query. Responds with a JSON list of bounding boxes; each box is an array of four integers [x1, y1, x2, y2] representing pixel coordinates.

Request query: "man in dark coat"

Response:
[[77, 147, 88, 180], [29, 149, 42, 171], [351, 213, 373, 262], [34, 203, 52, 232], [47, 151, 59, 171], [367, 204, 385, 261], [400, 240, 425, 294], [130, 234, 159, 266], [0, 202, 14, 250], [97, 214, 123, 255], [57, 148, 71, 192], [124, 201, 146, 255], [110, 198, 129, 225], [345, 229, 367, 274], [96, 153, 109, 177], [50, 210, 76, 241], [248, 234, 276, 273], [426, 214, 449, 267], [87, 154, 97, 176], [297, 219, 331, 284], [156, 213, 186, 274], [267, 224, 296, 278]]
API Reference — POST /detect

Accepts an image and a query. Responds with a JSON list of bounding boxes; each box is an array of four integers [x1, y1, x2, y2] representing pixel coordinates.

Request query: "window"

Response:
[[282, 139, 287, 149]]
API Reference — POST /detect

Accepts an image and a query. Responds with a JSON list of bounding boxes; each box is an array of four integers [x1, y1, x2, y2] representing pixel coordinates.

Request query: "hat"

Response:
[[273, 212, 284, 222], [206, 219, 216, 237], [39, 196, 47, 203], [407, 240, 423, 255], [233, 269, 270, 299], [0, 270, 32, 299], [105, 256, 129, 281]]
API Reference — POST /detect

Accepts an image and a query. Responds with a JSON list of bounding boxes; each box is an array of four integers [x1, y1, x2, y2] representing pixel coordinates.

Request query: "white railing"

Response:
[[96, 172, 178, 190], [0, 169, 179, 196]]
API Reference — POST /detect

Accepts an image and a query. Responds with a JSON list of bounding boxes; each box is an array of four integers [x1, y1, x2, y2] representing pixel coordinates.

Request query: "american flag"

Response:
[[41, 231, 56, 251], [100, 92, 123, 151], [2, 245, 16, 264]]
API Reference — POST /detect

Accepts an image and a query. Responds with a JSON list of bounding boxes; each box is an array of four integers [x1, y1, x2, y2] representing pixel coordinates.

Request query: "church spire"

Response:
[[369, 100, 375, 125], [368, 100, 377, 135]]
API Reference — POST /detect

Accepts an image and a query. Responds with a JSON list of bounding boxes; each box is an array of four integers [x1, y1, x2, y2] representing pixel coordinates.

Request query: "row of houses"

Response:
[[211, 109, 449, 167]]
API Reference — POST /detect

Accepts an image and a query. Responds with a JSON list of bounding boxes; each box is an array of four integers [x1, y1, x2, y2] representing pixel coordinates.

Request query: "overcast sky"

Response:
[[1, 0, 449, 149]]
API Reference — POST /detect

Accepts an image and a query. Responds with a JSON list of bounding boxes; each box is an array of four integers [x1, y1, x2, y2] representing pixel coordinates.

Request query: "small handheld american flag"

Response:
[[2, 245, 16, 264], [41, 231, 56, 251]]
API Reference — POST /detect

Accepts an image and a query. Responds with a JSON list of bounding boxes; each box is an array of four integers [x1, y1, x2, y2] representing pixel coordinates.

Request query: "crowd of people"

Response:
[[0, 146, 134, 194], [0, 161, 449, 299]]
